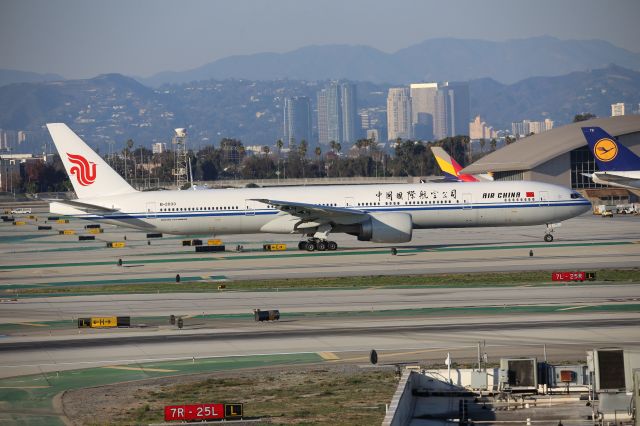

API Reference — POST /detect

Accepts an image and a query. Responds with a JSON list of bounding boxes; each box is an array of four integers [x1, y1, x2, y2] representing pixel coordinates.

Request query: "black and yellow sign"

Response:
[[593, 138, 618, 162], [225, 403, 243, 419]]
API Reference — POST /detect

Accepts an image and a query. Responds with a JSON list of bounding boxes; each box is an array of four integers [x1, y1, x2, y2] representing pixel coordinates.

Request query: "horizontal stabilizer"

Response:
[[46, 199, 120, 213]]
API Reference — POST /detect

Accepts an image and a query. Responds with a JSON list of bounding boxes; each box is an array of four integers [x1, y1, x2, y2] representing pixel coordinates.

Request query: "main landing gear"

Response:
[[298, 238, 338, 252]]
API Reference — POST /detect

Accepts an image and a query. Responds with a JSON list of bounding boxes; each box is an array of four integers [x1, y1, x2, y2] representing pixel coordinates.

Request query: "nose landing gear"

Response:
[[544, 223, 559, 242]]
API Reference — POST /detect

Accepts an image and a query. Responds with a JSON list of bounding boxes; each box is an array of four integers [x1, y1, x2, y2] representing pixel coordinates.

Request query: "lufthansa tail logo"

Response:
[[593, 138, 618, 162], [67, 153, 97, 186]]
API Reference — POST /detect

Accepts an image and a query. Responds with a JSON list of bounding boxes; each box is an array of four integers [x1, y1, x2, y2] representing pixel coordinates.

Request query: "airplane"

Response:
[[430, 146, 493, 182], [581, 126, 640, 189], [47, 123, 591, 249]]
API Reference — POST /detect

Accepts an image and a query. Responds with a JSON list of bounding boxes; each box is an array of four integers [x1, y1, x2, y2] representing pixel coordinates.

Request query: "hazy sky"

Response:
[[2, 0, 639, 79]]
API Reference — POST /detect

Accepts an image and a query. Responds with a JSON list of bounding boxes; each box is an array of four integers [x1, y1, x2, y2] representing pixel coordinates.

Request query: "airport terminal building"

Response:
[[461, 115, 640, 203]]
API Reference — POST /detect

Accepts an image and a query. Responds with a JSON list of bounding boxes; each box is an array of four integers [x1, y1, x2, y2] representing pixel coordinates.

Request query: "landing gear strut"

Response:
[[544, 223, 557, 242], [299, 238, 338, 252]]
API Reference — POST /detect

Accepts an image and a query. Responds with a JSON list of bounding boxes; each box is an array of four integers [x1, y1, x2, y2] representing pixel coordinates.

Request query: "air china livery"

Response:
[[430, 146, 493, 182], [47, 123, 591, 250], [582, 126, 640, 190]]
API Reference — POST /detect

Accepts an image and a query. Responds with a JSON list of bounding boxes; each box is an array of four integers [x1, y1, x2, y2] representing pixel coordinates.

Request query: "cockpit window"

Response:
[[570, 191, 582, 199]]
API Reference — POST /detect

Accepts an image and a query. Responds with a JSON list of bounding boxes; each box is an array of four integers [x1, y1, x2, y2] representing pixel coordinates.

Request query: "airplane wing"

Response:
[[587, 173, 640, 188], [250, 198, 367, 220], [46, 199, 120, 213]]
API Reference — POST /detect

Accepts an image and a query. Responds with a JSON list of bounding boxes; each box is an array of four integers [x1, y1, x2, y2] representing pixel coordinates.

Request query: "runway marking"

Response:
[[557, 305, 596, 311], [318, 351, 340, 360], [13, 322, 48, 327], [0, 241, 633, 271], [102, 366, 176, 372]]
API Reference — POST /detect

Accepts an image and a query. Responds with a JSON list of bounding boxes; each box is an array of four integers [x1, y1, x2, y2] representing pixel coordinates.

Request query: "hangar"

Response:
[[461, 115, 640, 203]]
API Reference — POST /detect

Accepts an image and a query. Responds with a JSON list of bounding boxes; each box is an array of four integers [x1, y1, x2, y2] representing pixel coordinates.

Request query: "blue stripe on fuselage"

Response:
[[72, 199, 591, 220]]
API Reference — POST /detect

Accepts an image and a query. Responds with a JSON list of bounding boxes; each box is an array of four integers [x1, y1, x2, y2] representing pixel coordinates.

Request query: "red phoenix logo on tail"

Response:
[[67, 153, 97, 186]]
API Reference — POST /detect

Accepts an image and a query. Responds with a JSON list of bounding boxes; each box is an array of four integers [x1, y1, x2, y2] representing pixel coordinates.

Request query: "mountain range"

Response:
[[0, 65, 638, 154], [0, 69, 64, 87], [140, 36, 640, 86]]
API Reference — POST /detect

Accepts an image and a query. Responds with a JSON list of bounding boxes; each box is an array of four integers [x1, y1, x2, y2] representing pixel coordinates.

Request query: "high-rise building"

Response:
[[283, 96, 312, 147], [611, 102, 631, 117], [317, 82, 358, 146], [386, 88, 412, 141], [511, 118, 554, 138], [409, 83, 438, 140], [340, 83, 358, 144], [152, 142, 167, 154], [469, 116, 497, 140], [434, 82, 470, 140]]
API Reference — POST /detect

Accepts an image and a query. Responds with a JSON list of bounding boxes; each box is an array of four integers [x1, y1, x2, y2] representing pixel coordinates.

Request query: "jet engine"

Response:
[[356, 212, 413, 243]]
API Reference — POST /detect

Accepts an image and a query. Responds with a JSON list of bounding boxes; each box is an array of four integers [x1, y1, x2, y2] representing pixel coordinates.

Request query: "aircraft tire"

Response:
[[544, 234, 553, 242], [327, 241, 338, 251], [298, 241, 306, 250], [305, 241, 316, 251], [316, 241, 327, 251]]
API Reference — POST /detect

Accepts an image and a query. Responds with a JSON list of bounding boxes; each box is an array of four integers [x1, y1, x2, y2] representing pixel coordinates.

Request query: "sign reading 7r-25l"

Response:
[[164, 403, 243, 421], [164, 404, 224, 421]]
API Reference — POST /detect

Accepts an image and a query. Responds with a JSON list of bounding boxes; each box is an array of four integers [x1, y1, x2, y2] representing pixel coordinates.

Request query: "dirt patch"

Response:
[[63, 364, 399, 425]]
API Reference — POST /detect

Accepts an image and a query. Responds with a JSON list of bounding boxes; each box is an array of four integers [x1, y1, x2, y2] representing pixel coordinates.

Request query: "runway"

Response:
[[1, 212, 639, 288], [0, 210, 638, 380]]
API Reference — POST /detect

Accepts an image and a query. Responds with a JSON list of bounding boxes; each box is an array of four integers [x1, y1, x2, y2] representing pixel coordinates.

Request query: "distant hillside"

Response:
[[470, 64, 640, 128], [1, 66, 639, 154], [141, 36, 640, 86], [0, 69, 64, 87]]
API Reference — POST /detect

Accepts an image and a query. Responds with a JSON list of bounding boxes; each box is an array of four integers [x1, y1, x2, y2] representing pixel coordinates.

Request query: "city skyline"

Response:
[[2, 0, 639, 79]]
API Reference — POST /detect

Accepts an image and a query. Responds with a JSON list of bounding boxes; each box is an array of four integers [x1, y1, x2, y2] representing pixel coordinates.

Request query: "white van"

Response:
[[10, 207, 32, 215]]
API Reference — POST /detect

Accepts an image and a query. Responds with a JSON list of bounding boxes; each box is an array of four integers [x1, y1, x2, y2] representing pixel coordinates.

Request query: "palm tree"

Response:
[[314, 146, 322, 177], [276, 139, 283, 181]]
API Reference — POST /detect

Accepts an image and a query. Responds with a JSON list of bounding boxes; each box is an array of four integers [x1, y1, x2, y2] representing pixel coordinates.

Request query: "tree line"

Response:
[[7, 135, 481, 193]]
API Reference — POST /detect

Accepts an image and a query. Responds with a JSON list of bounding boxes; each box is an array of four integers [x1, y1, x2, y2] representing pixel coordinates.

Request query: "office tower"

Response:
[[340, 82, 358, 144], [317, 82, 358, 146], [409, 83, 438, 140], [434, 82, 470, 140], [386, 88, 412, 141], [283, 96, 312, 146]]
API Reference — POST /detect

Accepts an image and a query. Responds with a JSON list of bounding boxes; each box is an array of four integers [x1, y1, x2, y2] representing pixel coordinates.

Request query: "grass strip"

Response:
[[6, 268, 639, 297]]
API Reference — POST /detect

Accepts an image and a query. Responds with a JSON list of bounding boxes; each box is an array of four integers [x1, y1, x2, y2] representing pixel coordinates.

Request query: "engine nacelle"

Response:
[[357, 212, 413, 243]]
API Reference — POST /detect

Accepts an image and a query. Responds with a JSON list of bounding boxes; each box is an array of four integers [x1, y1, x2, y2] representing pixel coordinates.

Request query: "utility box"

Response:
[[547, 364, 589, 387], [499, 358, 537, 392], [470, 371, 488, 390]]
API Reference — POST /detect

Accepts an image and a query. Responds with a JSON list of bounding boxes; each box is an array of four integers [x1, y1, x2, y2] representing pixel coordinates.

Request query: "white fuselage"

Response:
[[50, 181, 591, 237]]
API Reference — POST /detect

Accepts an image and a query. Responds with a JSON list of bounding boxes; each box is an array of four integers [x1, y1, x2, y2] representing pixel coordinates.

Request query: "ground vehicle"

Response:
[[601, 210, 613, 218], [10, 207, 32, 215]]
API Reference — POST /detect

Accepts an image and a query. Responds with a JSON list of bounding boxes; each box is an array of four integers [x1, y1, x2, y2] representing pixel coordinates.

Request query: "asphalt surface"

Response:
[[0, 210, 638, 378]]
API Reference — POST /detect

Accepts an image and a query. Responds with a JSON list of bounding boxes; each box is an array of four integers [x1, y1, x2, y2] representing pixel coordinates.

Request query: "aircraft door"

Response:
[[344, 197, 355, 207], [244, 199, 255, 216], [145, 202, 157, 218], [539, 191, 549, 207], [462, 193, 472, 209]]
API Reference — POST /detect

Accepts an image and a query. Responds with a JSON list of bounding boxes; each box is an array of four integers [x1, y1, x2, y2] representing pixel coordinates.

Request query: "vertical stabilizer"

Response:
[[46, 123, 137, 198], [431, 146, 480, 182], [582, 127, 640, 171]]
